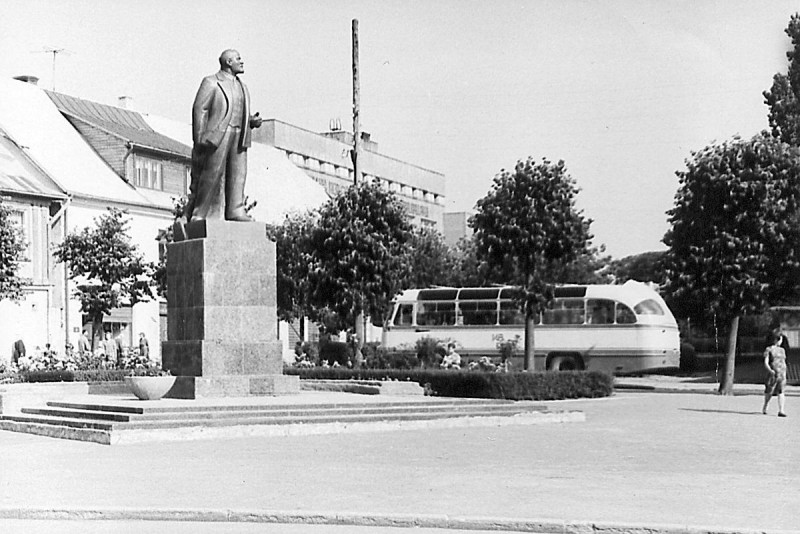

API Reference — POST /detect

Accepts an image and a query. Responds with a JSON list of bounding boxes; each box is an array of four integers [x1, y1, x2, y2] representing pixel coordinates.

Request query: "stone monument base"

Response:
[[162, 219, 299, 399], [167, 374, 300, 399]]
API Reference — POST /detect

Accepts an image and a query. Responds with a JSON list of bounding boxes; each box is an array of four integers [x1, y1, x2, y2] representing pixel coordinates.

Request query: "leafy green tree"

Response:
[[305, 181, 414, 334], [406, 227, 462, 288], [764, 13, 800, 145], [664, 133, 800, 394], [54, 208, 155, 350], [0, 198, 28, 302], [471, 157, 594, 369], [609, 251, 668, 285], [152, 197, 187, 298], [448, 236, 488, 287], [266, 211, 316, 322]]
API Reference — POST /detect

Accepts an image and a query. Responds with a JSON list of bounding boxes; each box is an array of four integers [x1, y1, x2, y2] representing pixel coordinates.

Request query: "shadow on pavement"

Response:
[[679, 408, 763, 416]]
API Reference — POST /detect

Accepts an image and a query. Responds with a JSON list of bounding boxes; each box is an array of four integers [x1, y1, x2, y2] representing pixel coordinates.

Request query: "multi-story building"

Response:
[[253, 120, 446, 231]]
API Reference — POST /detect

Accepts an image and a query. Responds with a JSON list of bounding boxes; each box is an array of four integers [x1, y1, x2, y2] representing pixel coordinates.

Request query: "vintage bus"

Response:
[[382, 281, 680, 374]]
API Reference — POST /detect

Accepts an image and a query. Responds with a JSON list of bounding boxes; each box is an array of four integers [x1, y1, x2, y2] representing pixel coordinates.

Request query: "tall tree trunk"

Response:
[[524, 314, 535, 371], [354, 311, 365, 367], [91, 316, 103, 352], [718, 315, 739, 395]]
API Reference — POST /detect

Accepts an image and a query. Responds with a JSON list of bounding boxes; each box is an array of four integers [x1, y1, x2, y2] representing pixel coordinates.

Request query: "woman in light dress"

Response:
[[762, 333, 788, 417]]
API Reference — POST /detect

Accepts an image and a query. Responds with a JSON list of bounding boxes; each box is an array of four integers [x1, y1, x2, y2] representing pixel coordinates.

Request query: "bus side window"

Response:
[[440, 302, 456, 325], [616, 303, 636, 324], [461, 300, 498, 325], [543, 298, 584, 325], [500, 301, 528, 325], [416, 303, 430, 326], [396, 304, 414, 326], [587, 299, 615, 324]]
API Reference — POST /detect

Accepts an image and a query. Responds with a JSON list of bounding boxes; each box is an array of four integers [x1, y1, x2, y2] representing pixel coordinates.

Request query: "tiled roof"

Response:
[[46, 91, 191, 158]]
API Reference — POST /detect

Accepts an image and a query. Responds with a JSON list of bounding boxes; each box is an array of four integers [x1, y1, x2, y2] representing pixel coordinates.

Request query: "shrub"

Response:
[[319, 341, 352, 366], [425, 370, 614, 400], [497, 335, 521, 362], [284, 367, 614, 400], [416, 337, 445, 368], [363, 343, 418, 369], [74, 369, 130, 382], [17, 370, 76, 383]]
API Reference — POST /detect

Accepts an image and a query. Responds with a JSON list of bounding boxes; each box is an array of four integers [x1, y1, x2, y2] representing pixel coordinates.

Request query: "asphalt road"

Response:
[[0, 389, 797, 533]]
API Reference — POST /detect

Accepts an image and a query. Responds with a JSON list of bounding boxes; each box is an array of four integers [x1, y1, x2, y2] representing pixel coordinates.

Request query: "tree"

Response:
[[266, 211, 316, 323], [0, 197, 28, 302], [764, 13, 800, 145], [53, 208, 155, 350], [448, 236, 489, 287], [405, 227, 468, 288], [153, 197, 187, 298], [609, 251, 668, 285], [305, 180, 414, 334], [471, 157, 594, 369], [663, 133, 800, 394]]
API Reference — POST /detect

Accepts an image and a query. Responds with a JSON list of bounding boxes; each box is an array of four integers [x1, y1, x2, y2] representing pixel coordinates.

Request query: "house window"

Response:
[[8, 210, 29, 261], [134, 156, 163, 190]]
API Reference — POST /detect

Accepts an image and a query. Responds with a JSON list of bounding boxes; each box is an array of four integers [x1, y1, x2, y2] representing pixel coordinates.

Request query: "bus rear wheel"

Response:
[[548, 354, 581, 371]]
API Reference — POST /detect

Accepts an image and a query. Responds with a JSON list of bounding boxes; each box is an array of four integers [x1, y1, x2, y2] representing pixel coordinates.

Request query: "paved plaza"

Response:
[[0, 387, 797, 533]]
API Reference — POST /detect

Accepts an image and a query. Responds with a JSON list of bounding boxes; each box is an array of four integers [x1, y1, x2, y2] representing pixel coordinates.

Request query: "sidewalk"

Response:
[[615, 374, 800, 395], [0, 389, 797, 533]]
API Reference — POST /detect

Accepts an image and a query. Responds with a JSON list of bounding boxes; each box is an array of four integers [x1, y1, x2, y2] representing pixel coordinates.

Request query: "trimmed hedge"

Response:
[[285, 367, 422, 382], [424, 370, 614, 400], [75, 369, 129, 383], [284, 367, 614, 400], [16, 370, 75, 383], [1, 369, 131, 384]]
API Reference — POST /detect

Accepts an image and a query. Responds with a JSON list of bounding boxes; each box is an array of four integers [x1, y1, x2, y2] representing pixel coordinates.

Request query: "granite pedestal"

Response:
[[162, 220, 299, 398]]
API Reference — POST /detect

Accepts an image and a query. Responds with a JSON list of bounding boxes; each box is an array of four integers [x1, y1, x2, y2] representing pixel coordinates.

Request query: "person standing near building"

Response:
[[183, 49, 263, 223], [138, 332, 149, 359], [103, 332, 119, 367], [11, 338, 25, 364], [762, 333, 788, 417], [77, 330, 91, 355]]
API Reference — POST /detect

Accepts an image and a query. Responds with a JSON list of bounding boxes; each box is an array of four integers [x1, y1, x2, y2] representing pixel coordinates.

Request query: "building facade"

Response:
[[253, 120, 446, 231]]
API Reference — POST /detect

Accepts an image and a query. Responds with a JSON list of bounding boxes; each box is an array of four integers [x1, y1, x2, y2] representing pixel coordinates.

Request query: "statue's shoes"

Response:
[[226, 213, 253, 222]]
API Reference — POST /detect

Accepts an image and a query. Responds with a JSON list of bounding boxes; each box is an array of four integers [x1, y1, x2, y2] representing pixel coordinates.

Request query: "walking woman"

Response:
[[762, 333, 788, 417]]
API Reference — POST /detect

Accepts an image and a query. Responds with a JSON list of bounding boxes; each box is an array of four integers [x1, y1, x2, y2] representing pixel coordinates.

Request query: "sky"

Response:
[[1, 0, 799, 259]]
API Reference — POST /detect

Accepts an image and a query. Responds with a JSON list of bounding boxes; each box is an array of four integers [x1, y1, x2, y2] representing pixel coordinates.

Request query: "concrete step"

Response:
[[31, 400, 545, 422], [44, 397, 512, 414], [0, 396, 571, 445]]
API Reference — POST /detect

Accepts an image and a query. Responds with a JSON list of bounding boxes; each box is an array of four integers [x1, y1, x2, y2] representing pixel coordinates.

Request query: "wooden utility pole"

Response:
[[352, 19, 362, 184]]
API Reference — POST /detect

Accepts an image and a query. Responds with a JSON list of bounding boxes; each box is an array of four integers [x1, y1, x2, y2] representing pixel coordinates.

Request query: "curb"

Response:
[[1, 508, 797, 534]]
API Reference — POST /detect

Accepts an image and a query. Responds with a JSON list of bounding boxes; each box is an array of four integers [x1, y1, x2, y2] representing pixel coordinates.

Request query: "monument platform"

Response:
[[0, 393, 575, 444], [162, 220, 299, 398]]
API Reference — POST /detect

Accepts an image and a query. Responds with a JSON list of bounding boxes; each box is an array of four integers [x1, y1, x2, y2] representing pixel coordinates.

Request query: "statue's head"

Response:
[[219, 49, 244, 75]]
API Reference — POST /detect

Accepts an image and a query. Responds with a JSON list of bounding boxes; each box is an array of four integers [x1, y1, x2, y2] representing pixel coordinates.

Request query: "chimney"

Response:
[[118, 95, 134, 109], [13, 75, 39, 85]]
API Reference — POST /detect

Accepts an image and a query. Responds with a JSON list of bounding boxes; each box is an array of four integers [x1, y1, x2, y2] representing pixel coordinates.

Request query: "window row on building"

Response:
[[285, 151, 443, 206]]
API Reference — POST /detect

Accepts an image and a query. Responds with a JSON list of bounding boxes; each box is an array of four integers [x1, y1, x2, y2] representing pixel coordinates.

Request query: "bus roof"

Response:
[[394, 281, 664, 308]]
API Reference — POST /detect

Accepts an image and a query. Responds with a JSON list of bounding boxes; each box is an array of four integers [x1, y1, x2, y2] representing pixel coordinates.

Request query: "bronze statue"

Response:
[[184, 49, 263, 223]]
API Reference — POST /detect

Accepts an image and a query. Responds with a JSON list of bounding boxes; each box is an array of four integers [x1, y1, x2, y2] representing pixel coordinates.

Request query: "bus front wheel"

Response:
[[548, 355, 581, 371]]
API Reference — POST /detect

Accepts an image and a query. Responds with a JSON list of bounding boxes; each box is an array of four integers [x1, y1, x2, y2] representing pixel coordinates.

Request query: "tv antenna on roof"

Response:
[[33, 46, 73, 91]]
